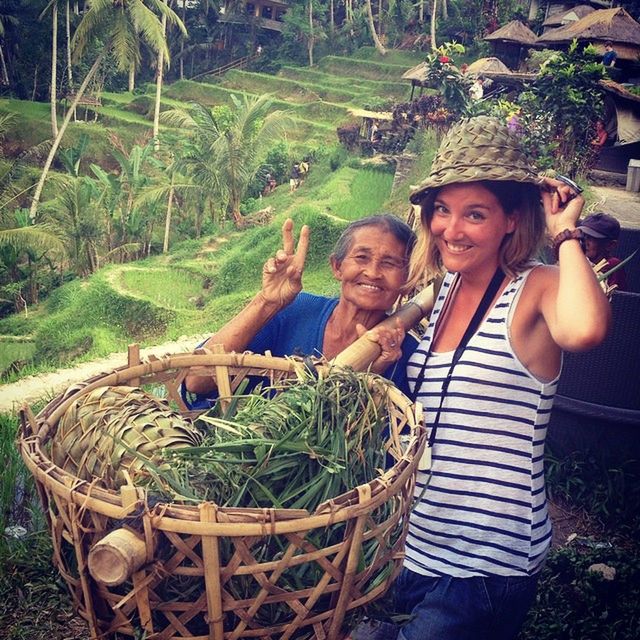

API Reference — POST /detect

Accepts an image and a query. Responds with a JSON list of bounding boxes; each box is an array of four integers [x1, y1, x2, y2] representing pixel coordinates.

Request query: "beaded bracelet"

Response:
[[552, 228, 582, 255]]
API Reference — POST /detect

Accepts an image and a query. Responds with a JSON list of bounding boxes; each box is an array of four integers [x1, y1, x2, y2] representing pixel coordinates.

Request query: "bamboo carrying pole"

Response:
[[331, 280, 437, 371]]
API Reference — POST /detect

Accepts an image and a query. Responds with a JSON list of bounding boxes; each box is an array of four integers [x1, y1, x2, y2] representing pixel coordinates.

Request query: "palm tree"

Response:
[[29, 0, 185, 223], [164, 96, 293, 227], [40, 173, 101, 275], [0, 209, 66, 312], [40, 0, 60, 137], [90, 136, 164, 256]]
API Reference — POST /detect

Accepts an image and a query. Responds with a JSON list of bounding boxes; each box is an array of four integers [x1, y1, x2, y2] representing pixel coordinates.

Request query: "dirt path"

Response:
[[0, 335, 207, 414], [589, 184, 640, 229]]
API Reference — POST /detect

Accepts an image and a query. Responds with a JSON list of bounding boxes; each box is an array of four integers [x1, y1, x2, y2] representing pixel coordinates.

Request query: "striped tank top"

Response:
[[405, 266, 557, 578]]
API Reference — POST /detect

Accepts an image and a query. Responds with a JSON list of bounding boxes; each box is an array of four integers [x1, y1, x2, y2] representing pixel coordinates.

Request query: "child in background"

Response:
[[578, 212, 627, 292]]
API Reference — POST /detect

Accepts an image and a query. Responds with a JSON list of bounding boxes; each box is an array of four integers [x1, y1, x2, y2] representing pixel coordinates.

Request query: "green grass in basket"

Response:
[[157, 367, 391, 511]]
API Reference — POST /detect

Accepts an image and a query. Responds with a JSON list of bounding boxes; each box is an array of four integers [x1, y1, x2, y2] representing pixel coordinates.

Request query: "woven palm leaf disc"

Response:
[[51, 386, 201, 489], [409, 115, 543, 204]]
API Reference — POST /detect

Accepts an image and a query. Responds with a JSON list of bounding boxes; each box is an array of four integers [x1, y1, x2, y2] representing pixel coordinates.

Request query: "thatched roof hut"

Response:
[[542, 5, 595, 31], [484, 20, 538, 70], [401, 62, 429, 84], [485, 20, 538, 45], [401, 61, 461, 99], [466, 57, 512, 76], [536, 7, 640, 60], [594, 79, 640, 173]]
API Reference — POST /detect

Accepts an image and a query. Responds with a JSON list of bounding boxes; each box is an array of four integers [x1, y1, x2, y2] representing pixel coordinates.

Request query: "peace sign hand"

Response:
[[260, 218, 310, 308]]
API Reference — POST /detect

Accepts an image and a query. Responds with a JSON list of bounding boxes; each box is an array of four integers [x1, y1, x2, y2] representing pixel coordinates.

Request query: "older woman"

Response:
[[395, 116, 611, 640], [184, 214, 417, 408]]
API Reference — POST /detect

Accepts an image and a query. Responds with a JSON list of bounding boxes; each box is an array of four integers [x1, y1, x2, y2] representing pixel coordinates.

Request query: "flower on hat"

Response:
[[438, 56, 450, 63]]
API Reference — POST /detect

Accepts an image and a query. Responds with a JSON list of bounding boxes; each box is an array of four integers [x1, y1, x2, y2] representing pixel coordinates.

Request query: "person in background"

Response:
[[183, 215, 418, 409], [578, 212, 627, 292], [298, 159, 310, 186], [602, 42, 617, 67], [396, 116, 610, 640], [469, 76, 484, 101], [591, 119, 609, 148], [289, 163, 300, 192]]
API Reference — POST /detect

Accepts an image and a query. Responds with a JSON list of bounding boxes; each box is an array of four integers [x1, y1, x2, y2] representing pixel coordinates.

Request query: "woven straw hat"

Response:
[[409, 116, 543, 204]]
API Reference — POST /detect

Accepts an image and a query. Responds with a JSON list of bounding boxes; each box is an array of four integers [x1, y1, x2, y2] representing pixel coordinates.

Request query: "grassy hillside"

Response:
[[0, 46, 433, 382]]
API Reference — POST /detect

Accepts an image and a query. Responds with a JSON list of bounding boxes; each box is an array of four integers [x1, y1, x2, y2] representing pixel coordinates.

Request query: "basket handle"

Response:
[[331, 280, 438, 372]]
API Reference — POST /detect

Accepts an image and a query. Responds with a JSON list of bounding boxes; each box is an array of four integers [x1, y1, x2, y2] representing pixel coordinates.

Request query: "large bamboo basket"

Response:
[[18, 346, 426, 640]]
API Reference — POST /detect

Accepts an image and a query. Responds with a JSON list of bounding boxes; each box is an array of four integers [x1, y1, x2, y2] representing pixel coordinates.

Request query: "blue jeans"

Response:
[[394, 568, 540, 640]]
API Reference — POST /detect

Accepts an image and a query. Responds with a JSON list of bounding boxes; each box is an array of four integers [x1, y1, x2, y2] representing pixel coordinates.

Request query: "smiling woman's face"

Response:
[[331, 226, 408, 312], [429, 182, 517, 279]]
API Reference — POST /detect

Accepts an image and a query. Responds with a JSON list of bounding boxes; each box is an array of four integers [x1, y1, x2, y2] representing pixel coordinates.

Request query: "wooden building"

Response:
[[219, 0, 288, 32]]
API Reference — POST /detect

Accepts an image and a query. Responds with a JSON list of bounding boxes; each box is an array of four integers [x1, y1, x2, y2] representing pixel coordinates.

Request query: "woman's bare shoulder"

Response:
[[523, 263, 559, 291]]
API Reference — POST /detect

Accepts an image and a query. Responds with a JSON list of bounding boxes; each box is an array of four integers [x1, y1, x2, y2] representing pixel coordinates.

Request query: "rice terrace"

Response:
[[1, 1, 640, 639]]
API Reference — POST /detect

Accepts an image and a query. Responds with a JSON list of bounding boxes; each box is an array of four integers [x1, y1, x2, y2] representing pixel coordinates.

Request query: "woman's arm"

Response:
[[184, 219, 309, 394], [538, 179, 611, 351]]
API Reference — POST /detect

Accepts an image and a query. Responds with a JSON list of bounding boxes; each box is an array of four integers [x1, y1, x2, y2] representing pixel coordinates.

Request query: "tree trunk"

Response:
[[329, 0, 334, 31], [50, 2, 59, 137], [128, 65, 135, 92], [419, 0, 424, 23], [65, 0, 76, 122], [365, 0, 386, 56], [29, 52, 106, 222], [153, 7, 167, 150], [0, 46, 9, 85], [431, 0, 438, 50], [307, 0, 314, 67], [65, 0, 73, 90], [32, 64, 39, 101], [180, 0, 186, 79], [163, 181, 174, 253], [442, 0, 448, 20]]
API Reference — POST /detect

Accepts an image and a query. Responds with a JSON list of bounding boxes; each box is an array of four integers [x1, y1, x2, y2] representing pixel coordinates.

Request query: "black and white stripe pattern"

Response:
[[406, 267, 556, 577]]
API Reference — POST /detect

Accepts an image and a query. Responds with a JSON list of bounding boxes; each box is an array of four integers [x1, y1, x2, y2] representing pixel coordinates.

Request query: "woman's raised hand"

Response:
[[260, 218, 310, 308], [540, 176, 584, 236]]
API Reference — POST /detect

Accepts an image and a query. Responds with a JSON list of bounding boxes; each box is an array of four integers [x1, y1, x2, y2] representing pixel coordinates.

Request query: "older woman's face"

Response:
[[331, 226, 408, 312]]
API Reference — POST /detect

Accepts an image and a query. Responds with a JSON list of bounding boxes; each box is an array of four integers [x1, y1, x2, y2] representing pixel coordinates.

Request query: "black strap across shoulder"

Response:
[[415, 266, 506, 448]]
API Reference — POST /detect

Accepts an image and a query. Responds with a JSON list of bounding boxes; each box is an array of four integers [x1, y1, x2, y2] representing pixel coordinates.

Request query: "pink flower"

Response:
[[438, 56, 450, 63]]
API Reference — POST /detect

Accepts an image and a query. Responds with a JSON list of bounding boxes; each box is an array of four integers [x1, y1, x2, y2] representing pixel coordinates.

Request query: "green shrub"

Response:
[[545, 447, 640, 534], [329, 147, 348, 171], [519, 546, 640, 640]]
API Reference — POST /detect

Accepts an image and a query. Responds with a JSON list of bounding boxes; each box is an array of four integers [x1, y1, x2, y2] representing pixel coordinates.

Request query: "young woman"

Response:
[[396, 116, 611, 640], [183, 214, 417, 408]]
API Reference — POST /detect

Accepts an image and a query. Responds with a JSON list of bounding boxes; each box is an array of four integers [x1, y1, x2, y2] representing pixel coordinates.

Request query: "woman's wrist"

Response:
[[551, 228, 582, 254]]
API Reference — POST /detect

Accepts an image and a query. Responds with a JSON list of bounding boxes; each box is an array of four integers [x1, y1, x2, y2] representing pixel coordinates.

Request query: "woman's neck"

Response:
[[322, 301, 388, 359], [457, 262, 502, 294]]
